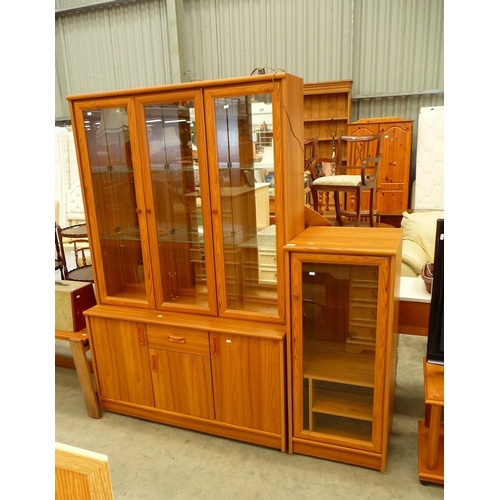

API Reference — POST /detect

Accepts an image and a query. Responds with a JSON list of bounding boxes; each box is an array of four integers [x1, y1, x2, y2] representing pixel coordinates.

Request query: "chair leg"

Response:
[[354, 190, 361, 227], [311, 188, 320, 213], [334, 192, 343, 226], [369, 188, 375, 227]]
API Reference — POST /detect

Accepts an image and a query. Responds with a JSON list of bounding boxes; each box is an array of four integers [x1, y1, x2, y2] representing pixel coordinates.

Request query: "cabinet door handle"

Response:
[[138, 327, 146, 346], [168, 336, 186, 344], [211, 337, 219, 357], [151, 352, 158, 372]]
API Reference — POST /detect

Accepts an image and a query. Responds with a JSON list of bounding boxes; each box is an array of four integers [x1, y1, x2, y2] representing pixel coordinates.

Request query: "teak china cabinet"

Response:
[[284, 226, 402, 471], [347, 117, 413, 214], [67, 73, 305, 451]]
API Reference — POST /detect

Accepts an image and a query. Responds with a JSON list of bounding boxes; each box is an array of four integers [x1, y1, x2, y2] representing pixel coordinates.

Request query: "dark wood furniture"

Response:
[[309, 135, 383, 227], [56, 223, 94, 282]]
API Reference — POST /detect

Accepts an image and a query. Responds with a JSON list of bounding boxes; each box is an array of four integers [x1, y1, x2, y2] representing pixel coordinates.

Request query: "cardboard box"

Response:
[[55, 280, 96, 332]]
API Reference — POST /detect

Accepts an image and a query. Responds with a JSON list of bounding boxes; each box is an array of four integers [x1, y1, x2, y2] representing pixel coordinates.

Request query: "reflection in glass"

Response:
[[144, 101, 208, 307], [214, 93, 278, 315], [84, 107, 146, 300], [301, 263, 378, 442]]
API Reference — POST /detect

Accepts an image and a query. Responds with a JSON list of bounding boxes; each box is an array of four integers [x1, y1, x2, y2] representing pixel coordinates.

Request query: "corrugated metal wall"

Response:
[[55, 0, 444, 180], [55, 0, 182, 120]]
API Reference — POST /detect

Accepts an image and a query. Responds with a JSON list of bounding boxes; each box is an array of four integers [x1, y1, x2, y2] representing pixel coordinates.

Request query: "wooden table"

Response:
[[55, 327, 101, 419], [418, 358, 444, 485], [398, 276, 431, 336]]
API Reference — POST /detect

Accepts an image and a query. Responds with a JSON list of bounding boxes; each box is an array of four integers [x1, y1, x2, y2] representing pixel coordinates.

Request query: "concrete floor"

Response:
[[55, 334, 444, 500]]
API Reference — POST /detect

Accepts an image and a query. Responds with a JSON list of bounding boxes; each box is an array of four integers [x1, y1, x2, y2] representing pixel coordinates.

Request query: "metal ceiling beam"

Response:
[[55, 0, 142, 17]]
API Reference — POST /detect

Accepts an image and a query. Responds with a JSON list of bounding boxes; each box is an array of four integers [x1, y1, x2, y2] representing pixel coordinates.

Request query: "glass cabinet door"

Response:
[[292, 256, 383, 447], [204, 87, 280, 319], [73, 99, 152, 306], [135, 91, 217, 314]]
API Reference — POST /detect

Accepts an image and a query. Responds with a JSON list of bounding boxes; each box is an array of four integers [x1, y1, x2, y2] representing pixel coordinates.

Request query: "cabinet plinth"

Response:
[[68, 74, 304, 451], [285, 226, 402, 471]]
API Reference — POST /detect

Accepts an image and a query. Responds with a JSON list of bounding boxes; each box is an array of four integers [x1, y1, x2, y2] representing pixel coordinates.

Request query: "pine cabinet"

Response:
[[285, 226, 402, 471], [68, 74, 304, 450], [347, 117, 413, 214], [303, 81, 352, 158]]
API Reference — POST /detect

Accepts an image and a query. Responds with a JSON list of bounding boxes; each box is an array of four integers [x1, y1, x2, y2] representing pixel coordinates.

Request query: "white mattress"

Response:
[[414, 106, 444, 209], [55, 127, 85, 225]]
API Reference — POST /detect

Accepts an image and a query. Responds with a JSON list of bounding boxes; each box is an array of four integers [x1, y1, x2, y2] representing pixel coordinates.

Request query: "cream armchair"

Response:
[[400, 210, 445, 277]]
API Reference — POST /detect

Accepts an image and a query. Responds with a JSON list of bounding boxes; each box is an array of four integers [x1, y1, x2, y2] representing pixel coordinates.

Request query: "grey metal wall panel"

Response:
[[352, 0, 444, 97], [55, 0, 181, 120], [55, 0, 444, 140], [180, 0, 353, 82]]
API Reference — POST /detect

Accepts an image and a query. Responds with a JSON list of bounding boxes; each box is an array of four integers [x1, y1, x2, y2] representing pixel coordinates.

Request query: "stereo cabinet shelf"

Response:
[[285, 226, 402, 471]]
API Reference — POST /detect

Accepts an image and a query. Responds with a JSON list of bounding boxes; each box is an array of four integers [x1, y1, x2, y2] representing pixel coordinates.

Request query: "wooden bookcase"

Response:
[[285, 226, 402, 471], [67, 73, 305, 451], [303, 81, 352, 158]]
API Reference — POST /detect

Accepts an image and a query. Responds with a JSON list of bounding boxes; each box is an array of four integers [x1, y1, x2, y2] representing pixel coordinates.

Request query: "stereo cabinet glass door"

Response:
[[291, 254, 386, 450]]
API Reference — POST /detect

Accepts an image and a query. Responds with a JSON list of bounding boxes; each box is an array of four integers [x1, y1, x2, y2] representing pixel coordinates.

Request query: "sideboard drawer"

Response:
[[147, 325, 210, 356]]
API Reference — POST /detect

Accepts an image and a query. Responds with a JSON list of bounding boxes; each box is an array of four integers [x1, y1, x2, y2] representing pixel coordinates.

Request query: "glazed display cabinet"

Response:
[[67, 73, 304, 450], [285, 226, 402, 470]]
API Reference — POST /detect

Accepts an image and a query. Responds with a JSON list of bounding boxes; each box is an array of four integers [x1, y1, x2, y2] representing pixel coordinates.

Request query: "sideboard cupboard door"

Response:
[[148, 324, 214, 419], [210, 332, 285, 438], [88, 317, 154, 407]]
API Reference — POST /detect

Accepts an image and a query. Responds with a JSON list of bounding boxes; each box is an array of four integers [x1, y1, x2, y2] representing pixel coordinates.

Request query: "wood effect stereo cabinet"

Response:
[[67, 73, 305, 450], [347, 117, 413, 214], [285, 226, 402, 471]]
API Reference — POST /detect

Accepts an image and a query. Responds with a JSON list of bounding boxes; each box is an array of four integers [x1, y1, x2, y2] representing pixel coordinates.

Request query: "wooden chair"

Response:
[[56, 223, 94, 282], [309, 135, 383, 227], [55, 225, 65, 279], [303, 137, 319, 205]]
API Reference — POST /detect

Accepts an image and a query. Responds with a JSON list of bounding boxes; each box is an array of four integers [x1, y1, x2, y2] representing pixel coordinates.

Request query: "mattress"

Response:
[[414, 106, 444, 210], [55, 127, 85, 226]]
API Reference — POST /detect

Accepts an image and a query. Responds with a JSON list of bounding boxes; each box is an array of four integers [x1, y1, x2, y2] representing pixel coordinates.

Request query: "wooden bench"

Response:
[[55, 327, 101, 419]]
